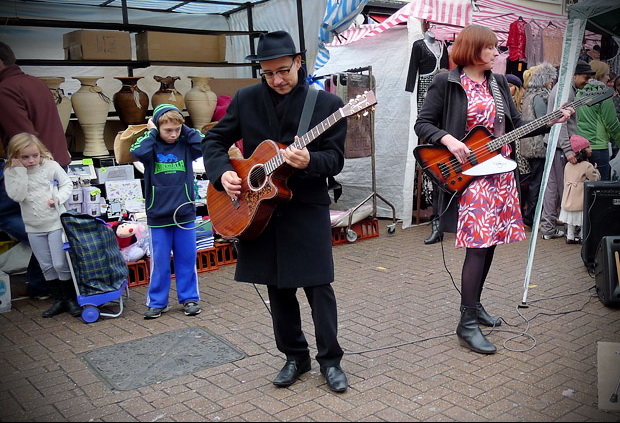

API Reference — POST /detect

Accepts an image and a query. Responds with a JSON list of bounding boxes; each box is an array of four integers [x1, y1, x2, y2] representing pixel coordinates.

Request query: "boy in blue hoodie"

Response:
[[130, 104, 204, 319]]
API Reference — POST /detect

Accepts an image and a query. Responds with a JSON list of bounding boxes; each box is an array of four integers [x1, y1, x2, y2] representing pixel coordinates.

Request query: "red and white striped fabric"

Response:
[[328, 0, 471, 46], [327, 0, 600, 48]]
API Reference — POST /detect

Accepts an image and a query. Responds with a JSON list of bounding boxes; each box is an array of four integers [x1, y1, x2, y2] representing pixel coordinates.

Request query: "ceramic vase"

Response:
[[184, 76, 217, 131], [38, 76, 72, 133], [71, 76, 111, 157], [113, 76, 149, 126], [152, 75, 185, 111]]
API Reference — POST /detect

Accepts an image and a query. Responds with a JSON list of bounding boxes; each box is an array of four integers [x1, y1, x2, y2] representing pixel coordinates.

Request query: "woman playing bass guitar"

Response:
[[414, 24, 572, 354]]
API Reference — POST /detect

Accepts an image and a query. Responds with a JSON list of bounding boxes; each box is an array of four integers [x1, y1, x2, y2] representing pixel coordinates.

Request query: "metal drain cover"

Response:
[[82, 326, 245, 391]]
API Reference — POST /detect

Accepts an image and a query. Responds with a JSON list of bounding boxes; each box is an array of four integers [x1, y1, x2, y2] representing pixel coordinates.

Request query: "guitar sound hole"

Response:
[[248, 165, 267, 191]]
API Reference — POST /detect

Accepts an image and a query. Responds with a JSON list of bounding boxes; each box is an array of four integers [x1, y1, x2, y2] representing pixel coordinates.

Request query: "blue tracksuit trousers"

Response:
[[147, 222, 199, 308]]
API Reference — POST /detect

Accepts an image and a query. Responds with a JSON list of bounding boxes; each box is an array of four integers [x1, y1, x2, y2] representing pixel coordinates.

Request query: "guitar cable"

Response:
[[173, 200, 212, 230], [173, 200, 274, 316]]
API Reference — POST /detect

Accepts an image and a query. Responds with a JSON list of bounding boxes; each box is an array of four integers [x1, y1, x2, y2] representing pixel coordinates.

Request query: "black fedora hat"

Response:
[[245, 30, 306, 61], [575, 60, 596, 75]]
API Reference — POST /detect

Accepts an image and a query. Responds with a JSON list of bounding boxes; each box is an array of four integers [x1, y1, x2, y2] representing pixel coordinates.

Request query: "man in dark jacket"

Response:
[[201, 31, 348, 393], [0, 42, 71, 299]]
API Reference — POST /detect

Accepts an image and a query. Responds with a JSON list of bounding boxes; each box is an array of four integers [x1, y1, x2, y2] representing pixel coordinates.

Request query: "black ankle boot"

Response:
[[42, 280, 67, 318], [456, 306, 496, 354], [60, 279, 82, 317], [476, 303, 501, 327], [424, 218, 443, 245]]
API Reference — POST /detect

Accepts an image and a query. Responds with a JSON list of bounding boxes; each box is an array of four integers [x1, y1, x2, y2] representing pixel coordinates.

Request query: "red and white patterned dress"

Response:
[[455, 73, 526, 249]]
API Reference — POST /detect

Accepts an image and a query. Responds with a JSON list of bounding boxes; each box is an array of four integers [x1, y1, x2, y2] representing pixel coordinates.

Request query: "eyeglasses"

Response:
[[259, 61, 295, 79]]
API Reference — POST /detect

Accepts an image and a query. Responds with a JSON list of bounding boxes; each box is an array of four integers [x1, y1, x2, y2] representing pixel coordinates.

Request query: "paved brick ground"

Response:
[[1, 219, 620, 422]]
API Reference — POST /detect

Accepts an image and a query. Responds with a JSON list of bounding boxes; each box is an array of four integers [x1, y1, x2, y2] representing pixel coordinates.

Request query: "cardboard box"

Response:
[[136, 31, 226, 62], [94, 164, 135, 184], [208, 78, 260, 98], [63, 30, 132, 60]]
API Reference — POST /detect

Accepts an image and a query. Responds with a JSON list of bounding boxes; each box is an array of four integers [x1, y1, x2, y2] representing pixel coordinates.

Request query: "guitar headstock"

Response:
[[341, 90, 377, 118], [582, 87, 614, 106]]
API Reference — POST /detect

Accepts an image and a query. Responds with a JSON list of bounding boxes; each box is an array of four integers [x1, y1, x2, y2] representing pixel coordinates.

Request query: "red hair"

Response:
[[450, 25, 498, 67]]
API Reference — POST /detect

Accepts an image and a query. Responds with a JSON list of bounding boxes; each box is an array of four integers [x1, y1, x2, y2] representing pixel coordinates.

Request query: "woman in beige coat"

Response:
[[560, 135, 601, 244]]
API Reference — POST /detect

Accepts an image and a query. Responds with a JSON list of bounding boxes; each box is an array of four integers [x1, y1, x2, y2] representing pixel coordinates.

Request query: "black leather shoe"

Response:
[[272, 357, 311, 387], [320, 365, 348, 393]]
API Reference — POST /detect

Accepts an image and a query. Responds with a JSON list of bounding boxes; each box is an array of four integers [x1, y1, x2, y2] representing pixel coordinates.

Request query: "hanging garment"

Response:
[[524, 22, 544, 66], [507, 18, 527, 62], [492, 50, 508, 75], [405, 39, 449, 110], [541, 26, 563, 67], [344, 72, 374, 158]]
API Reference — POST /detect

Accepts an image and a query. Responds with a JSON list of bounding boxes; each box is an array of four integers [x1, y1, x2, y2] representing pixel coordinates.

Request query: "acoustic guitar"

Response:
[[413, 88, 613, 195], [207, 90, 377, 240]]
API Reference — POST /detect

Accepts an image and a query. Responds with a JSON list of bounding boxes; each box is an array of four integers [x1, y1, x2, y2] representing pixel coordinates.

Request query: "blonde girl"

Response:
[[4, 133, 81, 318]]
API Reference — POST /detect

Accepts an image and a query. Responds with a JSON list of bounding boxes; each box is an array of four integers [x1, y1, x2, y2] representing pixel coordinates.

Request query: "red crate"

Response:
[[127, 259, 149, 288], [215, 241, 237, 266], [197, 248, 219, 273], [332, 218, 379, 245]]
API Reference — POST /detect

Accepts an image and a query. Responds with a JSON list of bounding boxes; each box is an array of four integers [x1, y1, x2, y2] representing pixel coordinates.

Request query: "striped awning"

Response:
[[326, 0, 600, 48], [327, 0, 471, 47]]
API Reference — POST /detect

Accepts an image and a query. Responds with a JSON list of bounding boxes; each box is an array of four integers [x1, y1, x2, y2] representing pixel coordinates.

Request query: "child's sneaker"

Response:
[[144, 306, 169, 319], [183, 301, 201, 316]]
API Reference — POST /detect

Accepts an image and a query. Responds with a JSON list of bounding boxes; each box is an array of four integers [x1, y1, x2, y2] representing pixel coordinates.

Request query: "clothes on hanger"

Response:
[[541, 24, 563, 67], [492, 48, 509, 75], [524, 20, 544, 66], [405, 36, 449, 110], [507, 17, 527, 62]]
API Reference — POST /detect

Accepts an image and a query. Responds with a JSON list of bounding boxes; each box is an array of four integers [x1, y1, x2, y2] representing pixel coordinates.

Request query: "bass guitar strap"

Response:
[[489, 75, 505, 137]]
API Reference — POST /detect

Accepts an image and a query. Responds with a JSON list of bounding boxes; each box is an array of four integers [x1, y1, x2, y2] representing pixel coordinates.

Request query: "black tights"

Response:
[[460, 246, 496, 308]]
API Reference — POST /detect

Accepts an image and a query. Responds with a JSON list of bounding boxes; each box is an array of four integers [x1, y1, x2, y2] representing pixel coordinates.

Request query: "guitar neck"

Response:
[[488, 96, 590, 152], [264, 109, 344, 175]]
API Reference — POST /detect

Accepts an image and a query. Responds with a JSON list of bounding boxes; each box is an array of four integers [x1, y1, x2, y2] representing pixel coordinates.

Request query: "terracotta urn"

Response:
[[38, 76, 72, 133], [152, 75, 185, 110], [113, 76, 149, 126], [71, 76, 111, 157], [184, 76, 217, 131]]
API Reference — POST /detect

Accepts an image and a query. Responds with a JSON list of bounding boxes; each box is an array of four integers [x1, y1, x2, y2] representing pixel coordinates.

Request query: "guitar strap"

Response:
[[297, 87, 318, 136], [489, 75, 505, 137], [296, 87, 342, 202]]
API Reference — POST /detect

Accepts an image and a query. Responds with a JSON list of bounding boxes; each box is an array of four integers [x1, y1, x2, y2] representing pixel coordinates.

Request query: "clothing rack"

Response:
[[330, 65, 397, 240]]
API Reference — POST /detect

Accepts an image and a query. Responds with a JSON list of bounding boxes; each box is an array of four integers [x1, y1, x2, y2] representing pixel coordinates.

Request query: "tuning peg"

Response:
[[355, 114, 361, 120], [362, 111, 369, 117]]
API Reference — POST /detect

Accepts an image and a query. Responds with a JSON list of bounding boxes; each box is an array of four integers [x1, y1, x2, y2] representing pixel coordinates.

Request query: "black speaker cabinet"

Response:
[[594, 236, 620, 306], [581, 181, 620, 270]]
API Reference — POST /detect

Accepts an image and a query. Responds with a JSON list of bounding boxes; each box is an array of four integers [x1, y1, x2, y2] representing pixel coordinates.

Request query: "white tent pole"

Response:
[[521, 17, 587, 307]]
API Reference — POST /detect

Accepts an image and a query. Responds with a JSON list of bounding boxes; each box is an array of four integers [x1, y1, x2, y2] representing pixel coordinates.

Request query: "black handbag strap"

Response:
[[297, 87, 318, 137]]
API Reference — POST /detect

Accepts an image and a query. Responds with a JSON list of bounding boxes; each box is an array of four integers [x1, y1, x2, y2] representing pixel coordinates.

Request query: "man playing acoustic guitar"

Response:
[[201, 30, 349, 392]]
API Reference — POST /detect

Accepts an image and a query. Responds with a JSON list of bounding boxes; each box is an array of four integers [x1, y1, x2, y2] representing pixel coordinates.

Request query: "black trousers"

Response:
[[267, 284, 344, 367]]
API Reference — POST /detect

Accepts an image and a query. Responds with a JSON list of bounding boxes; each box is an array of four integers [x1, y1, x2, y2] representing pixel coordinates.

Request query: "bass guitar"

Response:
[[207, 90, 377, 240], [413, 88, 613, 195]]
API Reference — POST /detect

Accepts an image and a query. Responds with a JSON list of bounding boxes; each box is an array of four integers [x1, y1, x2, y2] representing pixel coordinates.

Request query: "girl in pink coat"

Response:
[[559, 135, 601, 244]]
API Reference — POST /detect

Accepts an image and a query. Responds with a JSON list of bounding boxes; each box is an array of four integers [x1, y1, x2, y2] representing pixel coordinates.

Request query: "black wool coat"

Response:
[[414, 67, 551, 233], [201, 76, 346, 288]]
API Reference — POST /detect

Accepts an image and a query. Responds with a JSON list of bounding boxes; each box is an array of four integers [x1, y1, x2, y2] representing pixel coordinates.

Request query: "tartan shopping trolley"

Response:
[[60, 212, 129, 324]]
